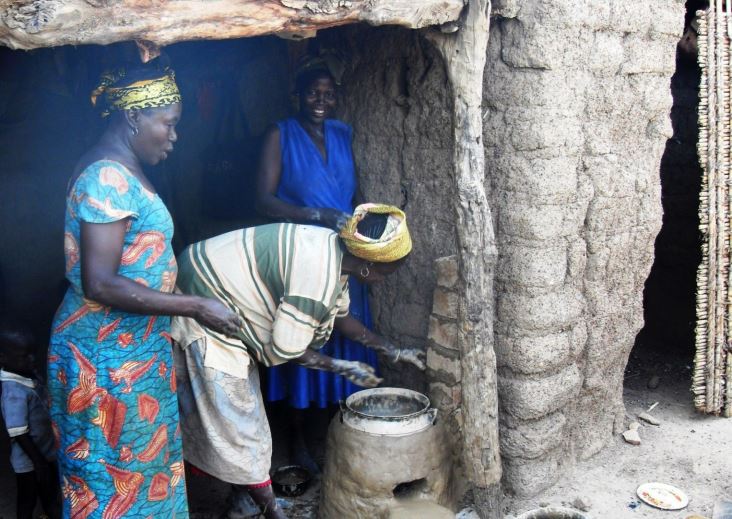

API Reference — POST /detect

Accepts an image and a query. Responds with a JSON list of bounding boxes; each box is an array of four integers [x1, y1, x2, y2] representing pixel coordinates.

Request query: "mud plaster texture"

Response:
[[319, 418, 454, 519], [484, 0, 685, 496], [321, 25, 458, 392]]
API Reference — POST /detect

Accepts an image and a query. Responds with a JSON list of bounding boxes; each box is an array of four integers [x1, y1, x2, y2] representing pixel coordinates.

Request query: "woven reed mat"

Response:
[[695, 2, 732, 416]]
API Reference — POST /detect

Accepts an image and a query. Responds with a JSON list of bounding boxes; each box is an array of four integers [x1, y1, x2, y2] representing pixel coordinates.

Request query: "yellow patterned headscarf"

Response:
[[91, 68, 181, 117], [339, 203, 412, 263]]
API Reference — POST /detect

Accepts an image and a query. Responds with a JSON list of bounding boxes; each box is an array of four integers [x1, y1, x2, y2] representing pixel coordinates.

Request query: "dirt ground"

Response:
[[502, 348, 732, 519], [0, 348, 729, 519]]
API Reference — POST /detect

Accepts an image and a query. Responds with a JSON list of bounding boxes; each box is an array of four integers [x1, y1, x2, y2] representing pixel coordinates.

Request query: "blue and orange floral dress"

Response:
[[48, 160, 188, 519]]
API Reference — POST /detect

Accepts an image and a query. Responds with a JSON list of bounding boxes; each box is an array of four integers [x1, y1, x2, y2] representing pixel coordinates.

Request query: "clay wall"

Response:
[[484, 0, 684, 495], [326, 26, 458, 390], [330, 8, 685, 495]]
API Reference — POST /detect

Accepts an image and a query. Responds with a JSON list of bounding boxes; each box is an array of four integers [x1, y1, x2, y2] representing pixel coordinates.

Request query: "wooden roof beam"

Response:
[[0, 0, 465, 50]]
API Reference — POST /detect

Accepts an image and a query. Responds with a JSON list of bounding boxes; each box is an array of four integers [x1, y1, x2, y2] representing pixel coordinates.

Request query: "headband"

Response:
[[91, 69, 181, 117]]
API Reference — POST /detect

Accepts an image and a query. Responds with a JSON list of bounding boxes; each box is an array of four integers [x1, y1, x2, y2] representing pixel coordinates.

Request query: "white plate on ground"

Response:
[[636, 482, 689, 510]]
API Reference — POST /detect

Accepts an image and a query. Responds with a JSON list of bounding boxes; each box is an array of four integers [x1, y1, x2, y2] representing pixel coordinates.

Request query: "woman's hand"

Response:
[[294, 349, 381, 387], [380, 342, 426, 371], [332, 359, 383, 387], [333, 318, 427, 371], [308, 207, 351, 231], [194, 298, 242, 338], [394, 347, 427, 370]]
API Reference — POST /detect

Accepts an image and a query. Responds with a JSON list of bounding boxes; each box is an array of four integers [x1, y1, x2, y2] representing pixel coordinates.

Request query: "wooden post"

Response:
[[427, 1, 502, 517]]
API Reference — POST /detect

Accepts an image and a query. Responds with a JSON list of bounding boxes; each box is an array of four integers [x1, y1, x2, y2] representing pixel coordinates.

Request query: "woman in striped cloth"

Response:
[[170, 205, 423, 518]]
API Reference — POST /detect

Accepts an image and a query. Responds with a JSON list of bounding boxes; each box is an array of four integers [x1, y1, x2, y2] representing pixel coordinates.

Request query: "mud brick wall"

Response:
[[484, 0, 684, 495], [426, 255, 462, 417], [425, 255, 469, 501]]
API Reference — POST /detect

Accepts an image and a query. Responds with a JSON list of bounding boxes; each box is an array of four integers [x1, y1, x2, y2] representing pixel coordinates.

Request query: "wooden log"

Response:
[[427, 1, 502, 517], [0, 0, 464, 50]]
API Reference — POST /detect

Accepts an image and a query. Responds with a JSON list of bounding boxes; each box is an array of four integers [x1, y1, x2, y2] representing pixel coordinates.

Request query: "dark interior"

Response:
[[0, 37, 293, 349], [629, 0, 706, 381]]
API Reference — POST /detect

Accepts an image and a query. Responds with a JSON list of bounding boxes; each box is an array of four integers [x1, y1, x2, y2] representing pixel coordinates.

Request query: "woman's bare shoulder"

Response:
[[67, 149, 132, 193]]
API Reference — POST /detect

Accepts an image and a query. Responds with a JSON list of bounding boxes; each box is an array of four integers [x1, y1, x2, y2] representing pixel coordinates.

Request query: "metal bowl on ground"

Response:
[[341, 387, 437, 436], [271, 465, 312, 497]]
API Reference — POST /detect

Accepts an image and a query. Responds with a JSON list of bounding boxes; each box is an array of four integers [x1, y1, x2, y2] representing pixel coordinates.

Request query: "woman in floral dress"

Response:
[[47, 63, 240, 519]]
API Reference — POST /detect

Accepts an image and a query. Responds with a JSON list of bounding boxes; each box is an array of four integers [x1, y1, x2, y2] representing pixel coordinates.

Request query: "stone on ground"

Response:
[[638, 412, 661, 426], [622, 428, 641, 445]]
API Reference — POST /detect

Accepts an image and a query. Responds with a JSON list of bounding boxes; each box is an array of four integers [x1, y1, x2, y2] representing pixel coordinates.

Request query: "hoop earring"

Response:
[[132, 126, 139, 136], [360, 264, 370, 278]]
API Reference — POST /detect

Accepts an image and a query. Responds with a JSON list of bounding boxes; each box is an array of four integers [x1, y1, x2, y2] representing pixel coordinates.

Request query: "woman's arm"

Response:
[[255, 125, 350, 231], [293, 348, 382, 387], [80, 219, 241, 336], [334, 315, 426, 370]]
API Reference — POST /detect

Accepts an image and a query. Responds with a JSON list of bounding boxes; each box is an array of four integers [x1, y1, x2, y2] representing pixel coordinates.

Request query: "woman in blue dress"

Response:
[[256, 60, 377, 471]]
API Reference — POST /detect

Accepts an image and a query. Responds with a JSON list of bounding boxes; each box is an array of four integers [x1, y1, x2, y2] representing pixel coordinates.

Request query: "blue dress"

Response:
[[48, 161, 188, 518], [265, 117, 378, 408]]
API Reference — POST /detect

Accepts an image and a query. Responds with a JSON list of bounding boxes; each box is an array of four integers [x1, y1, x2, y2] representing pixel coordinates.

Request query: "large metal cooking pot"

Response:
[[340, 387, 437, 436]]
